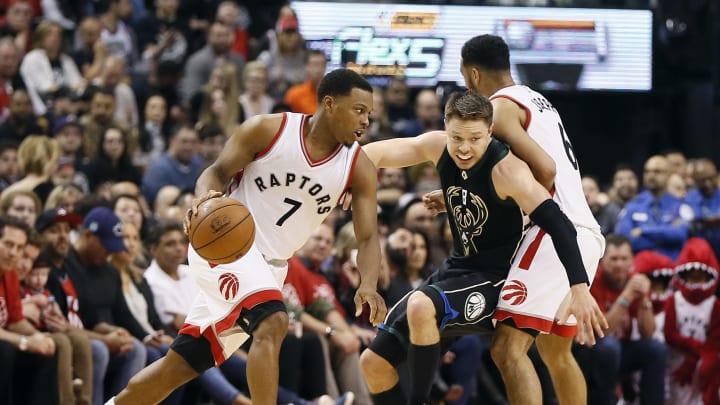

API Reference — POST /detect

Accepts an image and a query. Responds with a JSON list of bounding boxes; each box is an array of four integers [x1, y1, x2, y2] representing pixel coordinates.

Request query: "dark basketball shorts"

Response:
[[369, 270, 505, 366]]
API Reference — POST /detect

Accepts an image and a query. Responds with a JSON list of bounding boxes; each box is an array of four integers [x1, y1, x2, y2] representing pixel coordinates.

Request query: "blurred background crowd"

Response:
[[0, 0, 718, 405]]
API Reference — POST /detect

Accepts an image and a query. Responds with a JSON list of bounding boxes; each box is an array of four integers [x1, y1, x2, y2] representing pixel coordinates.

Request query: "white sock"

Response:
[[104, 397, 116, 405]]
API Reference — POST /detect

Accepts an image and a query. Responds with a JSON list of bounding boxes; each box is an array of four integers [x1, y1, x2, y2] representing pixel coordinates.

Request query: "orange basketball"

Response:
[[189, 197, 255, 264]]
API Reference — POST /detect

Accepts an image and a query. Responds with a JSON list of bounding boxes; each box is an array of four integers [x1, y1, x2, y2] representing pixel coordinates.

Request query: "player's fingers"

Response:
[[367, 298, 378, 325], [584, 320, 597, 346], [354, 294, 364, 317]]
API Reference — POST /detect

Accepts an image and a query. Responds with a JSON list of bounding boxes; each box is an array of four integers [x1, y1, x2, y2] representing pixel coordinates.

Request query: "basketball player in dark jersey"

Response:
[[359, 91, 605, 405]]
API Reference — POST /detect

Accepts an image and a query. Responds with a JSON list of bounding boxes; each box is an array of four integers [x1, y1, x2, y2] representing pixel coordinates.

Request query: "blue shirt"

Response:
[[614, 190, 694, 260], [686, 187, 720, 257], [141, 153, 203, 205]]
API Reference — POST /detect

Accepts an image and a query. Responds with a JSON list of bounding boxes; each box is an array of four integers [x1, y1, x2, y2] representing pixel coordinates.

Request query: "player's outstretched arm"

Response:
[[349, 151, 387, 327], [362, 130, 447, 169], [494, 154, 608, 345], [491, 97, 556, 190]]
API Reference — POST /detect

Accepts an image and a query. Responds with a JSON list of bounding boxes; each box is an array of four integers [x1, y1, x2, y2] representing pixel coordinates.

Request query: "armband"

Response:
[[616, 297, 631, 309]]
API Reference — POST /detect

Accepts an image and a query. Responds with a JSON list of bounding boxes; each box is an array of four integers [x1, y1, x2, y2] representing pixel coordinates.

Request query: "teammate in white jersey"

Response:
[[110, 69, 387, 405], [457, 34, 608, 405]]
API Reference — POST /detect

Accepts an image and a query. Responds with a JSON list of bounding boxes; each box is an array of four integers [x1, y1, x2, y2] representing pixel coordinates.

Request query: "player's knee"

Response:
[[360, 349, 394, 385], [254, 310, 289, 344], [490, 325, 531, 367], [406, 291, 436, 326]]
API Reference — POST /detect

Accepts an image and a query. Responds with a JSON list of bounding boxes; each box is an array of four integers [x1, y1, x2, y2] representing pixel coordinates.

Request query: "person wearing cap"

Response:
[[180, 20, 245, 104], [20, 249, 94, 405], [0, 215, 58, 405], [40, 207, 146, 405], [257, 13, 306, 100]]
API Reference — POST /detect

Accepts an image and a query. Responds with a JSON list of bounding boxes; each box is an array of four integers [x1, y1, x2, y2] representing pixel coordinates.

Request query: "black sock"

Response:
[[371, 383, 406, 405], [408, 342, 441, 405]]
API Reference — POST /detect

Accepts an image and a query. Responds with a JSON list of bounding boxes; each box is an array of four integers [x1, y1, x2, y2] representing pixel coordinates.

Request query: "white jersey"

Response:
[[228, 112, 360, 260], [491, 85, 599, 231]]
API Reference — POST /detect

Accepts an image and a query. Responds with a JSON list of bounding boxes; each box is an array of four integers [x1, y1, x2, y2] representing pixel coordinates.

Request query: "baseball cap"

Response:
[[53, 116, 83, 135], [35, 208, 82, 232], [82, 207, 126, 252], [277, 16, 299, 32]]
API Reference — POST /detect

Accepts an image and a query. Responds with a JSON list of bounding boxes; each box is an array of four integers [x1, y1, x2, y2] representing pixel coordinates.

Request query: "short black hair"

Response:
[[198, 123, 225, 140], [146, 221, 185, 247], [461, 34, 511, 71], [316, 69, 372, 103], [0, 214, 30, 238], [604, 233, 631, 250]]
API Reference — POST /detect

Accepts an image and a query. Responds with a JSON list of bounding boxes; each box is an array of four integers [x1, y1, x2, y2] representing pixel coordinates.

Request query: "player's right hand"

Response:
[[185, 190, 223, 234], [422, 190, 446, 216], [558, 284, 608, 346]]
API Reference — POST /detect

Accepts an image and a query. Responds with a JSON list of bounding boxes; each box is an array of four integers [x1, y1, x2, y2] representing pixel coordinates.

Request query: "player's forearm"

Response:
[[195, 164, 229, 196], [355, 236, 381, 288], [529, 199, 589, 286]]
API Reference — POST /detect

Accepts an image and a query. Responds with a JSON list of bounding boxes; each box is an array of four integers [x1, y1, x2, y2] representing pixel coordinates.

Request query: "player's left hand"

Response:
[[354, 284, 387, 327], [558, 284, 607, 346]]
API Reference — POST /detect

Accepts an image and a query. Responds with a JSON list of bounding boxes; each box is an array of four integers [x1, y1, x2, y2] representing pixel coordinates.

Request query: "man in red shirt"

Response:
[[284, 50, 327, 115], [0, 215, 57, 405], [284, 223, 372, 404], [573, 233, 667, 405]]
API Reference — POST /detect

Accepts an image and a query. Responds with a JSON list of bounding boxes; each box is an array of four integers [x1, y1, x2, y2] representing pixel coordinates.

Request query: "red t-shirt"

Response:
[[0, 270, 24, 328], [284, 256, 346, 317], [590, 266, 640, 339]]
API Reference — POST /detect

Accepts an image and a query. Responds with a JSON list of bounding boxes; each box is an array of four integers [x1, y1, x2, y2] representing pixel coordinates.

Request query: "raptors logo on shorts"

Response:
[[218, 273, 240, 300], [501, 280, 528, 305]]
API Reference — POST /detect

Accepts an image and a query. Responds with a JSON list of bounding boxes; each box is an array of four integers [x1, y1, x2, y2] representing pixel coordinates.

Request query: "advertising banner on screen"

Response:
[[291, 2, 652, 91]]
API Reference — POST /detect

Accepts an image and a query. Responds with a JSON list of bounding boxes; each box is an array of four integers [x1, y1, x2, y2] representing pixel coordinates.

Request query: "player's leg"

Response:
[[491, 323, 542, 405], [242, 301, 289, 405], [114, 348, 200, 405], [536, 332, 586, 405], [406, 289, 442, 405]]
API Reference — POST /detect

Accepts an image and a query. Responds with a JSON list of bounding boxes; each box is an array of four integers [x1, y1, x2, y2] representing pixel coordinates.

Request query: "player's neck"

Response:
[[488, 76, 516, 95], [304, 115, 340, 158]]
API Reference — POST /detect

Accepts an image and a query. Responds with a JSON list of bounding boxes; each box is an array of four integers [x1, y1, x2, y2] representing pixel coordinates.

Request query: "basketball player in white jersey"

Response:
[[457, 34, 608, 405], [109, 69, 387, 405]]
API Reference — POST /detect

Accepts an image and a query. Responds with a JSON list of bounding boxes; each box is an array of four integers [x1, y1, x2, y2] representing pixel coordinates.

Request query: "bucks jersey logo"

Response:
[[446, 186, 488, 255]]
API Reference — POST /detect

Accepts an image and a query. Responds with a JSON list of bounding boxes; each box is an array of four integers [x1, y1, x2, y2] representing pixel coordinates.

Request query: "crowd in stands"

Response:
[[0, 1, 718, 405]]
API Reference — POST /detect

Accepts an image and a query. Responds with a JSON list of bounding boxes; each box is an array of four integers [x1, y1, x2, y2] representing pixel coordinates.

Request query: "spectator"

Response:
[[686, 158, 720, 258], [363, 86, 397, 144], [132, 60, 184, 129], [141, 124, 203, 206], [664, 237, 720, 405], [44, 183, 85, 212], [0, 0, 34, 54], [0, 188, 40, 227], [47, 207, 147, 404], [0, 141, 19, 190], [1, 135, 60, 204], [582, 174, 621, 235], [0, 88, 49, 143], [20, 20, 85, 116], [284, 223, 373, 404], [72, 17, 108, 83], [607, 164, 639, 209], [79, 126, 141, 192], [197, 122, 226, 169], [257, 14, 306, 100], [20, 250, 94, 405], [181, 21, 244, 104], [284, 49, 327, 115], [215, 1, 250, 59], [93, 56, 139, 128], [79, 86, 127, 160], [193, 63, 241, 136], [0, 38, 23, 123], [97, 0, 137, 70], [395, 88, 443, 138], [134, 94, 169, 170], [111, 193, 151, 269], [664, 148, 687, 177], [615, 155, 693, 260], [238, 61, 274, 120], [0, 215, 58, 405], [384, 76, 413, 123], [573, 233, 667, 405], [135, 3, 193, 79], [667, 172, 688, 199]]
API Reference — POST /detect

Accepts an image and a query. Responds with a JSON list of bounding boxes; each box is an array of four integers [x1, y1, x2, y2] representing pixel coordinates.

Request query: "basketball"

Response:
[[189, 197, 255, 264]]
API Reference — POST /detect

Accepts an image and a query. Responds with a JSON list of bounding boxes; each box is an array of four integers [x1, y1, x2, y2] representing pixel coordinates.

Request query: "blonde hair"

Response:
[[32, 20, 62, 50], [18, 135, 60, 176], [198, 63, 240, 135], [242, 60, 268, 82], [0, 189, 42, 215], [45, 184, 85, 211], [331, 221, 358, 260]]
